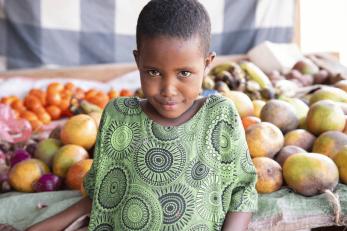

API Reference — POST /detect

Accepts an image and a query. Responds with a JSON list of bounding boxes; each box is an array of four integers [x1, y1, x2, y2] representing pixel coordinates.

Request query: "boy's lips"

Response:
[[158, 101, 181, 110]]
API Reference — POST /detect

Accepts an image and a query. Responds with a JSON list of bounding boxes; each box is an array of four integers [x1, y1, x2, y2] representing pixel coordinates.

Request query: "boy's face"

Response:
[[134, 35, 215, 119]]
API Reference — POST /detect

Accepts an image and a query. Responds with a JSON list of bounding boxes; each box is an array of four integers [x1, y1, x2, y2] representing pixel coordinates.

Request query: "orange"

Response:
[[29, 89, 43, 97], [85, 89, 99, 98], [20, 111, 39, 122], [242, 116, 261, 130], [59, 99, 70, 112], [52, 144, 89, 177], [11, 99, 26, 112], [47, 82, 64, 93], [32, 107, 46, 114], [46, 105, 62, 120], [38, 92, 47, 106], [65, 82, 76, 92], [1, 95, 19, 105], [25, 95, 42, 111], [12, 109, 20, 119], [46, 92, 62, 106], [61, 89, 73, 99], [30, 119, 44, 132], [85, 95, 101, 105], [75, 88, 85, 99], [66, 159, 93, 190], [95, 92, 110, 109], [120, 89, 134, 97], [60, 115, 97, 150], [37, 111, 51, 125], [108, 90, 120, 99], [9, 159, 50, 192]]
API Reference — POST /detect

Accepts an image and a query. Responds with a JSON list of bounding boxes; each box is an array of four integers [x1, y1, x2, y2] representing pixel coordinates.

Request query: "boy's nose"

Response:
[[160, 79, 178, 97]]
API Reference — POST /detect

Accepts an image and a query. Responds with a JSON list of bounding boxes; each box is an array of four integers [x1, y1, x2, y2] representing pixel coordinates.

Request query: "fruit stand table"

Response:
[[0, 184, 346, 231]]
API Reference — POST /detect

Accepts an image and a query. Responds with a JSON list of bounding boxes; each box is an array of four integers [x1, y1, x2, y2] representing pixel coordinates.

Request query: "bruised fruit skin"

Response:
[[223, 91, 254, 118], [66, 159, 93, 190], [53, 144, 89, 178], [283, 153, 339, 196], [260, 99, 299, 134], [245, 122, 284, 159], [275, 145, 307, 168], [306, 100, 346, 135], [312, 131, 347, 160], [9, 158, 50, 193], [334, 146, 347, 184], [284, 129, 316, 152], [252, 157, 283, 194]]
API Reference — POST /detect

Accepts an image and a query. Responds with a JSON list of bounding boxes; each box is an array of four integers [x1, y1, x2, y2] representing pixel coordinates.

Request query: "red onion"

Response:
[[26, 143, 38, 156], [33, 173, 62, 192], [10, 149, 32, 168]]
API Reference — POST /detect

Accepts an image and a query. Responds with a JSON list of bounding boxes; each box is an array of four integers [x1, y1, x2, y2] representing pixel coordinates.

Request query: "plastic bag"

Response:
[[0, 104, 31, 143]]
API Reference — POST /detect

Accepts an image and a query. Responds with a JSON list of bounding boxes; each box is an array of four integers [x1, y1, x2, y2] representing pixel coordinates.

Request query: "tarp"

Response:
[[1, 183, 346, 231], [0, 0, 296, 70]]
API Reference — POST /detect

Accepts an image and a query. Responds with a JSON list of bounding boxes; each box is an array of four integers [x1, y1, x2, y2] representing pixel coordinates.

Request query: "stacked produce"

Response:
[[1, 55, 347, 199], [209, 57, 347, 197], [0, 82, 136, 133], [0, 113, 103, 195]]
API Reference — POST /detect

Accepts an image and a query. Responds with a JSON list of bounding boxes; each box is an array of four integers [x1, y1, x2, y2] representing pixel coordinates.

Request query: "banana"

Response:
[[240, 61, 273, 89], [246, 80, 261, 92], [79, 100, 103, 114], [69, 103, 86, 115], [211, 61, 242, 76]]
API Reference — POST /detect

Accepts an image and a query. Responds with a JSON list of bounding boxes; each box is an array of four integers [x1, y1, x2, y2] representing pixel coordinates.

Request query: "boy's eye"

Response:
[[178, 71, 191, 78], [148, 70, 160, 76]]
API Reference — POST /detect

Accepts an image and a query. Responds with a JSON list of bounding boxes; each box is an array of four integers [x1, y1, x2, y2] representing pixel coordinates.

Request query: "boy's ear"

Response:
[[204, 52, 216, 77], [133, 50, 140, 68]]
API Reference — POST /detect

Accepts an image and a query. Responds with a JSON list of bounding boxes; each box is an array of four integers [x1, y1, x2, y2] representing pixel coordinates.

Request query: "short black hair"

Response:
[[136, 0, 211, 57]]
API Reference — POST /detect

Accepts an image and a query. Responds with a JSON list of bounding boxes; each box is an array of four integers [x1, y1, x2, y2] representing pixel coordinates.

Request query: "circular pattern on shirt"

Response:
[[150, 122, 179, 141], [120, 184, 162, 230], [97, 167, 128, 210], [186, 223, 210, 231], [88, 213, 115, 231], [241, 141, 257, 175], [221, 182, 233, 213], [230, 181, 257, 212], [196, 175, 224, 222], [197, 111, 233, 169], [134, 140, 186, 186], [220, 163, 237, 184], [178, 114, 204, 142], [113, 97, 142, 116], [103, 121, 141, 160], [211, 120, 236, 164], [154, 184, 194, 230], [186, 158, 210, 188]]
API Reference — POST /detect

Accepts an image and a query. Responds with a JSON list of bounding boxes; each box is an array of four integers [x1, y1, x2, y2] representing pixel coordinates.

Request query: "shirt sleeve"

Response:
[[82, 108, 108, 201], [228, 106, 258, 213]]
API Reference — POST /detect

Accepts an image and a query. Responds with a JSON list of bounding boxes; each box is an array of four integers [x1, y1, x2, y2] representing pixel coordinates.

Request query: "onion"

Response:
[[26, 143, 38, 156], [10, 149, 32, 168], [33, 173, 62, 192]]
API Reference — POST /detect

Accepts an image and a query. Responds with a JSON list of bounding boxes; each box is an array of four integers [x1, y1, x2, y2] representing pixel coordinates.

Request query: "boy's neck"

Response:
[[140, 97, 207, 127]]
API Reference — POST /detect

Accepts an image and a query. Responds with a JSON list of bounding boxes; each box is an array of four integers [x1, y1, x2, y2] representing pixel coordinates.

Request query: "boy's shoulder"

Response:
[[205, 94, 238, 112], [104, 96, 142, 116]]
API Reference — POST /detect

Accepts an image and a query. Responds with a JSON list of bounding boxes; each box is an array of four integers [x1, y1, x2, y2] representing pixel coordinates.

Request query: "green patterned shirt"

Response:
[[83, 94, 258, 231]]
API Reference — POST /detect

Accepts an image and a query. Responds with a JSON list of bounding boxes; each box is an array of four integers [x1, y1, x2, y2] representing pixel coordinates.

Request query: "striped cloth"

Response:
[[0, 0, 296, 71]]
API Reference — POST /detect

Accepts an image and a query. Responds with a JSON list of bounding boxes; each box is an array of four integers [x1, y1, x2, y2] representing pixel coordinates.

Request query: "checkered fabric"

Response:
[[0, 0, 296, 71]]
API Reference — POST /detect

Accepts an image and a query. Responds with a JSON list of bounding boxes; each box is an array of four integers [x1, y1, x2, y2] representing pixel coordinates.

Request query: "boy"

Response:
[[1, 0, 258, 230]]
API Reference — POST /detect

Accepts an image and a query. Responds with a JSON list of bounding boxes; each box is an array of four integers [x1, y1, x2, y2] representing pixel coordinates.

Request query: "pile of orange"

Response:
[[1, 82, 135, 132]]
